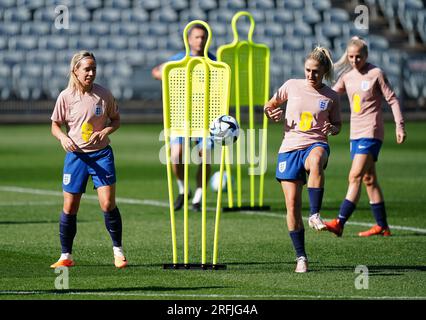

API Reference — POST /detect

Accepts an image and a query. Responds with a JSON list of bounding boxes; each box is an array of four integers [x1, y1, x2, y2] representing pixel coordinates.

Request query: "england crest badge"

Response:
[[279, 161, 287, 173], [361, 81, 370, 91], [318, 99, 329, 111], [94, 104, 103, 116], [63, 174, 71, 186]]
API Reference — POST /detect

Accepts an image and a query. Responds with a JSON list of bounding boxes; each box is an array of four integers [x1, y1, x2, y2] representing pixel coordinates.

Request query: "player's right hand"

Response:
[[264, 106, 283, 122], [60, 136, 78, 152]]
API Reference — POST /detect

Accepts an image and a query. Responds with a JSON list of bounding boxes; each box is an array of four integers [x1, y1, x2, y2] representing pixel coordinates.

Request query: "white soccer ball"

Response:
[[209, 171, 228, 193], [209, 115, 239, 145]]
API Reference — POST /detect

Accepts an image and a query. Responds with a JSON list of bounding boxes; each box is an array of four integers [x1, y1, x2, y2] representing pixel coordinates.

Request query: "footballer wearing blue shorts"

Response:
[[264, 47, 341, 273], [50, 51, 127, 269], [152, 23, 215, 212]]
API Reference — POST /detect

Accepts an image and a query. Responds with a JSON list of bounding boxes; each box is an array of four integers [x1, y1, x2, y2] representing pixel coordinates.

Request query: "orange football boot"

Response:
[[50, 259, 75, 269], [358, 225, 391, 237], [325, 218, 344, 237]]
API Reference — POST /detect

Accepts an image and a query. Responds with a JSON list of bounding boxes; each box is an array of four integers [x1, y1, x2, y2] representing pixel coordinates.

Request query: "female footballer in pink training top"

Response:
[[324, 37, 406, 237], [264, 47, 341, 273], [50, 50, 127, 269]]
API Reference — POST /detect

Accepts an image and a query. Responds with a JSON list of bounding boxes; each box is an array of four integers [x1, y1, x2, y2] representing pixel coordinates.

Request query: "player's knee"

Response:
[[100, 200, 116, 212], [348, 171, 363, 185], [362, 173, 376, 187]]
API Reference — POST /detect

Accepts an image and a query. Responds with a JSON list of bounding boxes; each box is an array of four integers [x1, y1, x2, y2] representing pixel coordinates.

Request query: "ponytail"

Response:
[[306, 46, 334, 82]]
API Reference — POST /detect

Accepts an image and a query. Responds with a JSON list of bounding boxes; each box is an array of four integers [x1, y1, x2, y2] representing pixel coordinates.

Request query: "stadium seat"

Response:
[[0, 50, 25, 66], [43, 63, 69, 99], [104, 0, 131, 9], [0, 64, 12, 100], [308, 0, 331, 13], [38, 36, 69, 50], [208, 9, 236, 24], [110, 22, 140, 36], [121, 8, 149, 23], [0, 37, 7, 50], [167, 0, 189, 11], [8, 35, 38, 51], [378, 0, 399, 33], [45, 0, 74, 6], [104, 63, 134, 100], [418, 10, 426, 43], [323, 8, 350, 24], [17, 0, 44, 11], [70, 7, 91, 23], [3, 7, 31, 22], [129, 66, 162, 100], [128, 36, 158, 51], [278, 0, 304, 11], [12, 64, 44, 100], [119, 49, 145, 66], [148, 22, 169, 36], [85, 22, 110, 36], [295, 8, 321, 26], [248, 0, 274, 9], [94, 51, 117, 64], [134, 0, 161, 11], [180, 8, 208, 22], [190, 0, 217, 11], [281, 37, 305, 52], [398, 0, 424, 46], [151, 7, 179, 23], [93, 8, 122, 23], [74, 0, 102, 10], [219, 0, 246, 10], [367, 35, 389, 52], [26, 50, 57, 64], [34, 6, 59, 21], [267, 10, 294, 25], [315, 22, 342, 40], [98, 37, 128, 50], [292, 22, 313, 38], [68, 36, 99, 50], [21, 22, 51, 36], [0, 22, 21, 36]]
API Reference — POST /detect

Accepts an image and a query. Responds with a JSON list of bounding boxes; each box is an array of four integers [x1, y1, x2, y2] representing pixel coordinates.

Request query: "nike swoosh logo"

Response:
[[358, 146, 367, 149]]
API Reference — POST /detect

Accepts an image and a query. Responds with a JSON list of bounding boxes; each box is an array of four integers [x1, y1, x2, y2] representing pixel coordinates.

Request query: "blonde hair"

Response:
[[306, 46, 334, 82], [67, 50, 96, 93], [334, 36, 368, 80]]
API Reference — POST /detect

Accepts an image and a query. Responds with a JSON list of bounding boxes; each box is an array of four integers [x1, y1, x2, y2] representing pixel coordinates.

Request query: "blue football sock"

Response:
[[370, 202, 388, 228], [289, 229, 306, 258], [59, 212, 77, 254], [308, 187, 324, 216], [337, 199, 356, 226], [103, 207, 122, 247]]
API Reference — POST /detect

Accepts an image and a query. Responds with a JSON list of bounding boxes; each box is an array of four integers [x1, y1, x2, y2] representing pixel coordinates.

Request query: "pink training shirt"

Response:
[[274, 79, 341, 153], [51, 83, 119, 152], [333, 63, 404, 141]]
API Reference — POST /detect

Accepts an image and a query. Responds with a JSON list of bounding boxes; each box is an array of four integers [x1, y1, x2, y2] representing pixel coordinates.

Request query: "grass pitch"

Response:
[[0, 121, 425, 301]]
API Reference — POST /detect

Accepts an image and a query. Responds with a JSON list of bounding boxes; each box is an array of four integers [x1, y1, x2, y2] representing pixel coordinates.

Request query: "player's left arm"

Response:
[[377, 71, 406, 144]]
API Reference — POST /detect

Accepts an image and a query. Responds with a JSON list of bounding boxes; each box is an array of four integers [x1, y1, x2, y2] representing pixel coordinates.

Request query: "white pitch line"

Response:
[[0, 290, 424, 300], [1, 185, 426, 234]]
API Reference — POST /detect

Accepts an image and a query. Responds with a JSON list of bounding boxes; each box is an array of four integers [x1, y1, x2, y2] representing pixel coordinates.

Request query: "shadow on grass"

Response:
[[0, 285, 229, 296]]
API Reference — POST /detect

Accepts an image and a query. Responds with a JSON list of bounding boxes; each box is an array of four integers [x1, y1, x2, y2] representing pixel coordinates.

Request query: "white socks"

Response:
[[113, 246, 124, 257], [192, 188, 202, 204], [177, 180, 185, 194], [60, 253, 72, 261]]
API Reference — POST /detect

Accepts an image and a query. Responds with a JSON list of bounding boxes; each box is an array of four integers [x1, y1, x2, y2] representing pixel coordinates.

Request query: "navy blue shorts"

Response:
[[62, 145, 116, 193], [275, 142, 330, 184], [350, 138, 382, 162]]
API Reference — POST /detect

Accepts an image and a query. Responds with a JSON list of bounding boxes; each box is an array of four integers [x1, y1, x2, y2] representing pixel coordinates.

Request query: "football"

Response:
[[209, 115, 239, 145], [209, 171, 229, 192]]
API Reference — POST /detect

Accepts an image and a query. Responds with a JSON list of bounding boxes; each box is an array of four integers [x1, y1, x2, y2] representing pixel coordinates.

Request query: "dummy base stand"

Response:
[[163, 263, 227, 270], [223, 205, 271, 212]]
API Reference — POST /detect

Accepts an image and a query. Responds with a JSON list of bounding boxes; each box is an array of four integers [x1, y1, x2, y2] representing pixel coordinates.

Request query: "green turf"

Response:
[[0, 122, 425, 300]]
